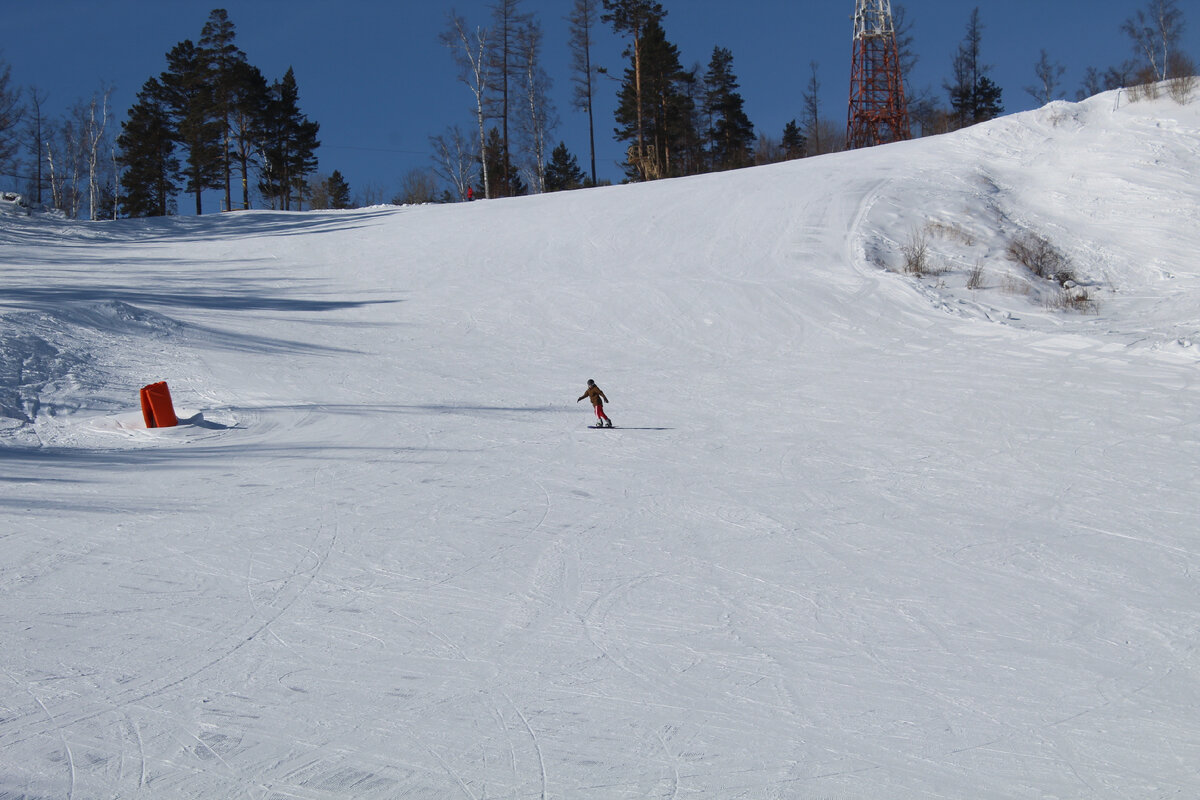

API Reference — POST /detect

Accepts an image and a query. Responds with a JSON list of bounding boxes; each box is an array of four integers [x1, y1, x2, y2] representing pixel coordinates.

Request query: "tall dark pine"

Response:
[[0, 62, 20, 178], [258, 68, 320, 210], [704, 47, 755, 171], [229, 62, 269, 210], [199, 9, 251, 211], [160, 39, 223, 214], [945, 8, 1003, 129], [544, 141, 587, 191], [613, 16, 689, 180], [117, 78, 180, 217], [479, 126, 526, 197], [602, 0, 667, 179], [781, 119, 806, 159], [327, 169, 352, 209]]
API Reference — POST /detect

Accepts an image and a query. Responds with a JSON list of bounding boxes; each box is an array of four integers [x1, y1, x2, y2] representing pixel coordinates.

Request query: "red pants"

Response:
[[593, 405, 610, 423]]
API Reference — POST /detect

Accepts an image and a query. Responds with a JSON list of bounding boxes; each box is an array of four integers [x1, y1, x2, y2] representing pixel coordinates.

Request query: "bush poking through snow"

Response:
[[1006, 231, 1076, 286], [1046, 286, 1100, 313], [901, 227, 933, 276], [967, 262, 986, 290], [1168, 72, 1197, 105]]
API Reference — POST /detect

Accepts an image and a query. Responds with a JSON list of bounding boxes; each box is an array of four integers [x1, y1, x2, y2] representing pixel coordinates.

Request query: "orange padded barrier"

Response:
[[140, 381, 178, 428]]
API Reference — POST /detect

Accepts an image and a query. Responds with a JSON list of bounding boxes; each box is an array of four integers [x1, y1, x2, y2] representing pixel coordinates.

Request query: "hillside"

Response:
[[2, 88, 1199, 799]]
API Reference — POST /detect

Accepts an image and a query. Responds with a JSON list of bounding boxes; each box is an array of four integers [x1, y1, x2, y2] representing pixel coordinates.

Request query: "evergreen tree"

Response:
[[781, 119, 806, 160], [676, 65, 708, 175], [228, 61, 269, 210], [972, 76, 1004, 122], [945, 8, 1003, 129], [602, 0, 667, 178], [257, 67, 320, 210], [703, 47, 755, 171], [198, 8, 250, 211], [327, 169, 351, 209], [544, 141, 587, 191], [613, 15, 690, 180], [117, 77, 179, 217], [0, 60, 20, 174], [160, 39, 223, 214], [479, 126, 525, 197]]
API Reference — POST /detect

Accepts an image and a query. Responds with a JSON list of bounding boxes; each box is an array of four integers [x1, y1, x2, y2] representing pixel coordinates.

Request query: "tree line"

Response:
[[0, 0, 1193, 216]]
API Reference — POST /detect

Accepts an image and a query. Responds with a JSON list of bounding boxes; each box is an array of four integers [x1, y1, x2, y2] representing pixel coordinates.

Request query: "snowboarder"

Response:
[[577, 379, 612, 427]]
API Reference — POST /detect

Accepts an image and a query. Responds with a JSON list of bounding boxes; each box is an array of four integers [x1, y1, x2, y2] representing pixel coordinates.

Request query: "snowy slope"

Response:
[[3, 88, 1199, 799]]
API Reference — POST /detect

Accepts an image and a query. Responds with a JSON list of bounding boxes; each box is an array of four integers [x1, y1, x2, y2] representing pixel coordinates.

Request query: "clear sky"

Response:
[[4, 0, 1197, 207]]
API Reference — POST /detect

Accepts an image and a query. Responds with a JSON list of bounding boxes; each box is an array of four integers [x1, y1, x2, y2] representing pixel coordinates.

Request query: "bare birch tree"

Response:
[[430, 125, 477, 201], [1122, 0, 1186, 82], [1026, 50, 1066, 105], [83, 85, 113, 220], [515, 18, 556, 193], [441, 13, 491, 198]]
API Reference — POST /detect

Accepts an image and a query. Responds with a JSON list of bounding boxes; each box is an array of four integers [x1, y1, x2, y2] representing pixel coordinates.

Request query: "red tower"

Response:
[[846, 0, 911, 150]]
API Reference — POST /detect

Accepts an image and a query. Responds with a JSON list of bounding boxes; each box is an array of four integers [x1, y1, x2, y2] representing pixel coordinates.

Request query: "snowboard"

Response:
[[589, 424, 616, 429]]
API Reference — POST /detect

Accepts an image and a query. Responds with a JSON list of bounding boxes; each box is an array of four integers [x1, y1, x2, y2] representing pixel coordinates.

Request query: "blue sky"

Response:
[[4, 0, 1196, 205]]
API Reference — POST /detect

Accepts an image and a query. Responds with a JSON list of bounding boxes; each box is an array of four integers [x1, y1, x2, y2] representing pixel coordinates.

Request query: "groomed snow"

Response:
[[3, 87, 1199, 799]]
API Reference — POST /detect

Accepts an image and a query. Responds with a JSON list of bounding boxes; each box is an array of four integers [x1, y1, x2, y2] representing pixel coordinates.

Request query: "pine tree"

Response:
[[257, 67, 320, 210], [704, 47, 755, 171], [479, 127, 526, 198], [0, 60, 20, 174], [198, 9, 250, 211], [945, 8, 1003, 129], [160, 39, 223, 214], [228, 61, 269, 210], [613, 15, 689, 180], [327, 170, 352, 209], [117, 78, 179, 217], [781, 119, 806, 160], [602, 0, 667, 179], [544, 142, 587, 191]]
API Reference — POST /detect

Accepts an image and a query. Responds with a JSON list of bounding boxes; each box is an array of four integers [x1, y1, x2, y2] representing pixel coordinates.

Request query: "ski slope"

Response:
[[3, 88, 1200, 799]]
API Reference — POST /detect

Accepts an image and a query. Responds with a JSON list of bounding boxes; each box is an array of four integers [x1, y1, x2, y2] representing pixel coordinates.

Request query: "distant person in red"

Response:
[[577, 379, 612, 427], [467, 186, 474, 201]]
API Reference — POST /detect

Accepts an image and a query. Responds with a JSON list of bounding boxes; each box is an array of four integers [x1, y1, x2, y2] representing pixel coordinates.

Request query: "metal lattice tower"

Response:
[[846, 0, 911, 150]]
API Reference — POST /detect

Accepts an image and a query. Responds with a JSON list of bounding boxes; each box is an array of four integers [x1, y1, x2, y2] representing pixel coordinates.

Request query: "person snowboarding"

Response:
[[577, 379, 613, 427]]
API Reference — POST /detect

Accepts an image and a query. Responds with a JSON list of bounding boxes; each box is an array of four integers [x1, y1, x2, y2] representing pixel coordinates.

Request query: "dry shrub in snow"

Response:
[[1006, 231, 1076, 286]]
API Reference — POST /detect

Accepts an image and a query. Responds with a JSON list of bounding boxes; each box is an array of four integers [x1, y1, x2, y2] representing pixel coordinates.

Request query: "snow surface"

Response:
[[3, 88, 1200, 799]]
